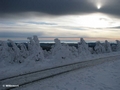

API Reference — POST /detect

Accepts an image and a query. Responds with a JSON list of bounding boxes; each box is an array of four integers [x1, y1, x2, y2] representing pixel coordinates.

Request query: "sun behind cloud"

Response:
[[97, 3, 102, 9]]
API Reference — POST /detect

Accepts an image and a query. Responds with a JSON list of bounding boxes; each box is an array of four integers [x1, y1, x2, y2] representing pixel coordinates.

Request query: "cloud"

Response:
[[99, 0, 120, 16], [0, 0, 97, 17], [56, 26, 87, 31], [0, 31, 45, 38], [0, 0, 120, 18], [107, 26, 120, 29], [25, 21, 57, 25]]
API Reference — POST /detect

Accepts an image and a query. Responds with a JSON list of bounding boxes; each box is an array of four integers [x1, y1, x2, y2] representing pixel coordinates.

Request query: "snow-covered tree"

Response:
[[111, 44, 117, 52], [17, 43, 29, 58], [78, 38, 91, 56], [89, 47, 94, 54], [104, 40, 112, 53], [51, 38, 73, 60], [8, 39, 24, 63], [27, 37, 35, 55], [51, 38, 62, 56], [0, 41, 3, 55], [27, 35, 44, 61], [94, 41, 106, 54], [116, 40, 120, 51], [34, 35, 44, 60], [69, 46, 78, 57], [43, 50, 51, 58], [0, 41, 14, 64]]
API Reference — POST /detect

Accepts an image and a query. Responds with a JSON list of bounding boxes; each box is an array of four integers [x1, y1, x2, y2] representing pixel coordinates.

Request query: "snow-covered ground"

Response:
[[0, 36, 120, 79], [0, 51, 120, 80], [0, 36, 120, 90], [15, 58, 120, 90]]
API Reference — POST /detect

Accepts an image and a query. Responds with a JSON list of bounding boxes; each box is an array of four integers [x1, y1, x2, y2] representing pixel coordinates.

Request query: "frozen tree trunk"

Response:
[[78, 38, 91, 56], [104, 40, 112, 53], [94, 41, 106, 54]]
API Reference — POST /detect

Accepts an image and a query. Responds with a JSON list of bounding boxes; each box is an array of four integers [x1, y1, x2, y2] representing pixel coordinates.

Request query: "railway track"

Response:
[[0, 55, 120, 90]]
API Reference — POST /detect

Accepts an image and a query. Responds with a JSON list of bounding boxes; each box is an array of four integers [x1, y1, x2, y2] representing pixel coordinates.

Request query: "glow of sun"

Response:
[[73, 13, 109, 28], [97, 4, 101, 9]]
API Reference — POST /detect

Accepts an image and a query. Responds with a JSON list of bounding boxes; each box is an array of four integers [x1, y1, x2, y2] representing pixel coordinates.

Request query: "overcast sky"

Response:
[[0, 0, 120, 42]]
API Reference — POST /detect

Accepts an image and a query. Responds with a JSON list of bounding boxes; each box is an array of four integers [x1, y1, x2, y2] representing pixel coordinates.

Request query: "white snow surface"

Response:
[[15, 58, 120, 90], [0, 51, 120, 80], [0, 36, 120, 90]]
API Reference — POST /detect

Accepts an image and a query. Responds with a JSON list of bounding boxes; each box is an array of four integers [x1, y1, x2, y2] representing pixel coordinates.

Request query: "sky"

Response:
[[0, 0, 120, 43]]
